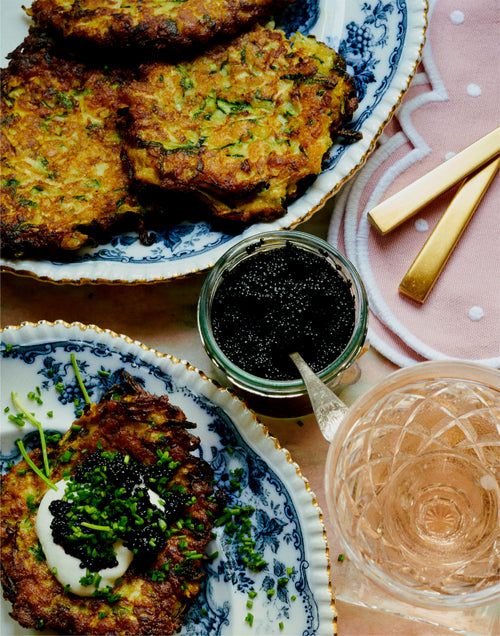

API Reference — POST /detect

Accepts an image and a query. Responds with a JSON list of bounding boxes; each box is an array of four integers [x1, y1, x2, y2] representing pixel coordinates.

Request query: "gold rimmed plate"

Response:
[[0, 0, 428, 284], [1, 320, 335, 635]]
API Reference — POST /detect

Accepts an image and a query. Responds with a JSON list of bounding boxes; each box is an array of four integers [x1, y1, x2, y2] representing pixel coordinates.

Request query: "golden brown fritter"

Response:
[[0, 34, 145, 258], [27, 0, 294, 53], [1, 23, 358, 256], [121, 25, 358, 223], [1, 374, 222, 635]]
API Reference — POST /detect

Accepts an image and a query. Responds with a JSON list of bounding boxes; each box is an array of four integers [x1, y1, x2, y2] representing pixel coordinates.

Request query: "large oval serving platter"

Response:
[[0, 321, 335, 636], [0, 0, 428, 284]]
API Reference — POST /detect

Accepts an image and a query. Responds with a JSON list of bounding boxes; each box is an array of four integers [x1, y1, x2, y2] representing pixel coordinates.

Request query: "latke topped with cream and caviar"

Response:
[[0, 373, 224, 635], [27, 0, 294, 54]]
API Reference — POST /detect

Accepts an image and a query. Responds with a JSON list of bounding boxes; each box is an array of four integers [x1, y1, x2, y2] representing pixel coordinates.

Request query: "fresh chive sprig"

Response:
[[71, 353, 91, 404], [11, 391, 51, 477], [17, 439, 58, 491]]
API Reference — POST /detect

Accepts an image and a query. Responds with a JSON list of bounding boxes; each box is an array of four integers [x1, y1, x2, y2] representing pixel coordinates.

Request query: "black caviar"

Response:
[[211, 241, 356, 381], [49, 450, 190, 572]]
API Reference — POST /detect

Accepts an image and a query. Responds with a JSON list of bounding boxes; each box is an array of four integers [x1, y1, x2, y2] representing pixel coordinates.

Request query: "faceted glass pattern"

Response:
[[327, 368, 500, 609]]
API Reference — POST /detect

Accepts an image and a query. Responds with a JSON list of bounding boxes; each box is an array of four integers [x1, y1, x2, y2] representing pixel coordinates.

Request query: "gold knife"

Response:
[[398, 156, 500, 303], [368, 125, 500, 235]]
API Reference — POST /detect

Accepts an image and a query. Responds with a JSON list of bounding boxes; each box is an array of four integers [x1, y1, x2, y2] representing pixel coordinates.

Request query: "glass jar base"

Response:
[[232, 385, 314, 419]]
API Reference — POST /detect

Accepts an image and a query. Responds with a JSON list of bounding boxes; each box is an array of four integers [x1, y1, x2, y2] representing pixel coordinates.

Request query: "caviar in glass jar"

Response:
[[210, 241, 356, 381]]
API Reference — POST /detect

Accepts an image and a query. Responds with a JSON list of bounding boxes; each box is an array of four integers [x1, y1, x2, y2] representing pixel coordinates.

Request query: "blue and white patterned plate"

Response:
[[0, 321, 335, 636], [0, 0, 428, 283]]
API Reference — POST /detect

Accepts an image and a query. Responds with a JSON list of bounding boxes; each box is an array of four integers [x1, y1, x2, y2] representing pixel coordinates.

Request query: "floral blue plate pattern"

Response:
[[0, 0, 427, 283], [0, 321, 335, 635]]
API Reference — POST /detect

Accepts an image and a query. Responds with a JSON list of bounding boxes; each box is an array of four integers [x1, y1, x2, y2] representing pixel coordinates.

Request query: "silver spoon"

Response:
[[289, 351, 348, 443]]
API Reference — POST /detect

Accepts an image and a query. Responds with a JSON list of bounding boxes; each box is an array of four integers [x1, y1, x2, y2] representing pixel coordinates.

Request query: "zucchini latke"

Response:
[[0, 375, 223, 635], [0, 34, 145, 258], [1, 16, 359, 257], [121, 25, 359, 223], [27, 0, 294, 53]]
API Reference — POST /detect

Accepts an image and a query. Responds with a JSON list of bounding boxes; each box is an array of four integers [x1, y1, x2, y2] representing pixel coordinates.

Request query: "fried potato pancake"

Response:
[[27, 0, 293, 53], [1, 374, 222, 635], [0, 34, 145, 258], [121, 25, 358, 223]]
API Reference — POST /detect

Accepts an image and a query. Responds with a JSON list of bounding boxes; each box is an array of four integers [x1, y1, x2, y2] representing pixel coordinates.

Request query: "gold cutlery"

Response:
[[367, 125, 500, 235], [399, 156, 500, 302]]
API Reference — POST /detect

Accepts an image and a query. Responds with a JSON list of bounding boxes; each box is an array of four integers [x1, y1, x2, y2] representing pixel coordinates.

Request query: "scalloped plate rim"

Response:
[[0, 320, 335, 636]]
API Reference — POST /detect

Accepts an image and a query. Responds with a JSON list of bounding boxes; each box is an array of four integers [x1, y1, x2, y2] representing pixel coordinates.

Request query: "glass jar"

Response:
[[197, 230, 368, 417]]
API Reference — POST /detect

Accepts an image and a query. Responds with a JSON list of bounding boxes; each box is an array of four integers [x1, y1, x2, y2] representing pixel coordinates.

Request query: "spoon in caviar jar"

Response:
[[289, 352, 348, 443]]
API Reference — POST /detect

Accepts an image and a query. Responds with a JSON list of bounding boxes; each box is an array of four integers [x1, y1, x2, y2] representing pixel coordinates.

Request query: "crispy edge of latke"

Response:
[[0, 30, 153, 260], [27, 0, 295, 56]]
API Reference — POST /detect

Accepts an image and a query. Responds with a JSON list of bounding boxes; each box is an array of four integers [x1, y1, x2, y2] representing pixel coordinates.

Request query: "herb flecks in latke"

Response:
[[27, 0, 294, 53], [121, 25, 358, 223], [0, 34, 145, 258]]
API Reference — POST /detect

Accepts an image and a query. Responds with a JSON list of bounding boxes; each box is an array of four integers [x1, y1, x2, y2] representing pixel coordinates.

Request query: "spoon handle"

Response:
[[289, 352, 348, 443]]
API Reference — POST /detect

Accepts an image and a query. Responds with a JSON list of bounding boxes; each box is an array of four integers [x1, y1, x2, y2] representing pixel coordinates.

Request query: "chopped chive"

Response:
[[71, 353, 91, 404], [46, 432, 61, 444], [8, 413, 25, 426], [28, 390, 43, 405], [80, 522, 113, 533]]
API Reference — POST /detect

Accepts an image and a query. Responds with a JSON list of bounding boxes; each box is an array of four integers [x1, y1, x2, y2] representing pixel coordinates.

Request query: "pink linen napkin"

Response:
[[330, 0, 500, 367]]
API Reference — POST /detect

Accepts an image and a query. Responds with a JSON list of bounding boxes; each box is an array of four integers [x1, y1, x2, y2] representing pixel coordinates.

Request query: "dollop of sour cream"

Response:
[[36, 479, 164, 596]]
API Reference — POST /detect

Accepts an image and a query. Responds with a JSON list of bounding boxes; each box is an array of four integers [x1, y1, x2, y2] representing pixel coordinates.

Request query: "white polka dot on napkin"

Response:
[[450, 10, 465, 25]]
